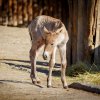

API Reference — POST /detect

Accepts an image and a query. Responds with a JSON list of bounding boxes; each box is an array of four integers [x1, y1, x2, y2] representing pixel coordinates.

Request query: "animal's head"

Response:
[[43, 25, 63, 60]]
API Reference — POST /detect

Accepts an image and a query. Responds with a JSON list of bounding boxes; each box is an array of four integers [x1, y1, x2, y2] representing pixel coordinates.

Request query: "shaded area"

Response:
[[2, 59, 61, 77], [68, 82, 100, 94], [0, 80, 43, 88], [1, 59, 61, 67], [0, 82, 3, 84]]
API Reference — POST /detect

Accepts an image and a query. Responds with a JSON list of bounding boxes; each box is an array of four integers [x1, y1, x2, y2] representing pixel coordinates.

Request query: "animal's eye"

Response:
[[51, 43, 54, 45]]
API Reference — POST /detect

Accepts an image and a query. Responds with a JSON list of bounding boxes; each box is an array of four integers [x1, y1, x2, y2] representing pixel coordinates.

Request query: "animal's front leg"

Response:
[[58, 44, 67, 89], [47, 47, 57, 88], [30, 48, 40, 84]]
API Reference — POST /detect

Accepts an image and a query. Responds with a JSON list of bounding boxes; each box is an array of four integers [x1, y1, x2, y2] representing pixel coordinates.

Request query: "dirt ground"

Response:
[[0, 26, 100, 100]]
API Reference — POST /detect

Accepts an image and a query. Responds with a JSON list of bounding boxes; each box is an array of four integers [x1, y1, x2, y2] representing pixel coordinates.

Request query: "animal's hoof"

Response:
[[37, 80, 41, 84], [32, 78, 41, 84], [32, 80, 37, 84], [63, 85, 68, 89], [47, 85, 52, 88]]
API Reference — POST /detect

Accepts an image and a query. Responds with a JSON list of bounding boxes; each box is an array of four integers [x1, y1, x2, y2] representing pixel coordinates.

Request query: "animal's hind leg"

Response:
[[30, 47, 40, 84], [47, 47, 57, 88], [58, 44, 68, 89]]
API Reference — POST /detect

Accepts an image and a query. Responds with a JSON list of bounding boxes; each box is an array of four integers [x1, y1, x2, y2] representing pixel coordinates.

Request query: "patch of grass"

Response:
[[67, 62, 89, 76], [78, 72, 100, 85], [66, 62, 100, 85]]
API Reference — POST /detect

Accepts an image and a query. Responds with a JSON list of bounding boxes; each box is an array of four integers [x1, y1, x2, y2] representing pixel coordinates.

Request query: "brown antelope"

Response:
[[28, 15, 69, 88]]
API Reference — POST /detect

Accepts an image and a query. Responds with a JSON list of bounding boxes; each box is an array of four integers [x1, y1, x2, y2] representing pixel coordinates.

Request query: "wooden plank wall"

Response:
[[0, 0, 69, 27], [68, 0, 100, 65]]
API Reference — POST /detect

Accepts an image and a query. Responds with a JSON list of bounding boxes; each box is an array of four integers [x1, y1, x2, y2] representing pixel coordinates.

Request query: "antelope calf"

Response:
[[28, 15, 69, 88]]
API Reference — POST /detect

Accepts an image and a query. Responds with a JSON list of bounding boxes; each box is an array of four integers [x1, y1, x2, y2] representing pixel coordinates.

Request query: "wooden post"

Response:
[[58, 0, 62, 19], [0, 0, 2, 24], [48, 0, 53, 16], [27, 0, 33, 23], [88, 0, 96, 52], [13, 0, 18, 26], [67, 0, 73, 65], [17, 0, 23, 25], [32, 0, 39, 18], [23, 0, 28, 26], [72, 0, 78, 64], [2, 0, 8, 25], [84, 0, 96, 63], [8, 0, 13, 26], [52, 0, 57, 18], [94, 0, 100, 65], [77, 0, 86, 62], [43, 0, 49, 15]]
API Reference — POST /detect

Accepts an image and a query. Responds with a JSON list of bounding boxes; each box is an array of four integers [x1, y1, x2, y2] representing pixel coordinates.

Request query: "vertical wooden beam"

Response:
[[32, 0, 39, 18], [94, 0, 100, 65], [84, 0, 95, 64], [0, 0, 2, 24], [17, 0, 23, 25], [52, 0, 57, 18], [88, 0, 96, 55], [48, 0, 53, 16], [8, 0, 13, 26], [13, 0, 18, 26], [43, 0, 48, 15], [2, 0, 8, 25], [23, 0, 28, 26], [77, 0, 86, 62], [58, 0, 62, 19], [72, 0, 78, 64], [27, 0, 33, 23], [67, 0, 73, 65]]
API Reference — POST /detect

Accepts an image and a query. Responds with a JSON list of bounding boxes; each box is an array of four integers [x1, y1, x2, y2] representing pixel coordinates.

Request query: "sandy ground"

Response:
[[0, 26, 100, 100]]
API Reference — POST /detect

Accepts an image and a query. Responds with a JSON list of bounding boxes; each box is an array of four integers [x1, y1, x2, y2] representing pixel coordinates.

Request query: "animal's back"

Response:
[[28, 15, 61, 32], [28, 15, 65, 42]]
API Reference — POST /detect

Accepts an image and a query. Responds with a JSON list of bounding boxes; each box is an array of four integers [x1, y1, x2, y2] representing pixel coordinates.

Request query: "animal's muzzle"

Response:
[[43, 51, 49, 60]]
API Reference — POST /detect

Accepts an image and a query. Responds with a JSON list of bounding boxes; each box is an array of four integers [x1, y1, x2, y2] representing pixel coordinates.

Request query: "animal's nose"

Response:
[[43, 52, 49, 60], [43, 54, 47, 60]]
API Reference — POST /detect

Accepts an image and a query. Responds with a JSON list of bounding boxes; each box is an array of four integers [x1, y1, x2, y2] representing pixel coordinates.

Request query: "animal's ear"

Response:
[[55, 20, 63, 33], [56, 27, 63, 33], [55, 21, 62, 28], [43, 27, 49, 33]]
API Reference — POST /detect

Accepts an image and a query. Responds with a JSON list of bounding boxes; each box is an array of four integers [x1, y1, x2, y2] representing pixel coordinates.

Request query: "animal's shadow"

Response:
[[2, 59, 61, 77], [0, 79, 44, 88], [68, 82, 100, 94]]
